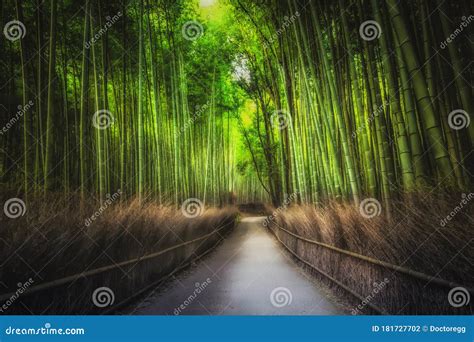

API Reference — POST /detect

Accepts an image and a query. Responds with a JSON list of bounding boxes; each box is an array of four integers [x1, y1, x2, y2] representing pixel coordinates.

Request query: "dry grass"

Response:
[[0, 191, 238, 314], [267, 193, 473, 315]]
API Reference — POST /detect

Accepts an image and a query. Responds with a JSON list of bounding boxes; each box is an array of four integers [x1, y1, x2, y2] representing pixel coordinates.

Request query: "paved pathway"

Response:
[[130, 217, 344, 315]]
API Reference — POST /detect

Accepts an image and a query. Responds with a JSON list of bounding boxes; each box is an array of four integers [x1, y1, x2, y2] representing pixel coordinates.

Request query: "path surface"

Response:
[[130, 217, 344, 315]]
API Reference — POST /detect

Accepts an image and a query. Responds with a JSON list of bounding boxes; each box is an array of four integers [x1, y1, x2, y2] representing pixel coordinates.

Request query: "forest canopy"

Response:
[[0, 0, 472, 211]]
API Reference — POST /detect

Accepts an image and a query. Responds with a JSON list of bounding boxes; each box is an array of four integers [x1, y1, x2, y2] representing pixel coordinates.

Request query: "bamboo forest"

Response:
[[0, 0, 473, 316]]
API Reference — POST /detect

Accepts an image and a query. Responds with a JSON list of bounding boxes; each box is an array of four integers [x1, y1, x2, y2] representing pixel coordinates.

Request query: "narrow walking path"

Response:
[[130, 217, 345, 315]]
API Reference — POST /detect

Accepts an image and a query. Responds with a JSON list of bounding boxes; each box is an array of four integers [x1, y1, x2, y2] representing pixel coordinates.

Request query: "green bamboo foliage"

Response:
[[232, 0, 472, 211], [0, 0, 254, 205], [0, 0, 471, 210], [44, 0, 57, 192]]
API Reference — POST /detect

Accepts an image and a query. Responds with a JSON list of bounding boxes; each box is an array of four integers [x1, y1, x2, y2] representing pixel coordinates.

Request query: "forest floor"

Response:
[[127, 217, 346, 315]]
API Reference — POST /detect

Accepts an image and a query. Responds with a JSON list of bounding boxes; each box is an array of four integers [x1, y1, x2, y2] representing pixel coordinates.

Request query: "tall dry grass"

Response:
[[0, 191, 238, 314], [267, 193, 473, 315]]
